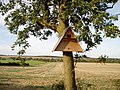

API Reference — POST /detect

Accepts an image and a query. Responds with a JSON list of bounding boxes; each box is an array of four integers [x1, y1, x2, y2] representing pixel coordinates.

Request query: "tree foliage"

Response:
[[97, 55, 108, 64], [0, 0, 120, 52]]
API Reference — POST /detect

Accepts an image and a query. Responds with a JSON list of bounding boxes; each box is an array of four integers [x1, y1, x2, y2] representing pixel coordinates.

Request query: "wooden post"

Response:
[[63, 51, 77, 90]]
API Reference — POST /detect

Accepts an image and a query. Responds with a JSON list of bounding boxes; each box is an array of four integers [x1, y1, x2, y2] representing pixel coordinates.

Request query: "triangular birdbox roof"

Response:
[[53, 27, 83, 52]]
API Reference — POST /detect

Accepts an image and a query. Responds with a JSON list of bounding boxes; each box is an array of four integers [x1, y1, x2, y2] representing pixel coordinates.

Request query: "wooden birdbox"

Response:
[[53, 27, 83, 52]]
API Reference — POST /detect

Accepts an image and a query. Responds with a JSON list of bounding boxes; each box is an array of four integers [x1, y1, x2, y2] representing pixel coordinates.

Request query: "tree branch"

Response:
[[36, 20, 57, 32], [106, 3, 115, 9]]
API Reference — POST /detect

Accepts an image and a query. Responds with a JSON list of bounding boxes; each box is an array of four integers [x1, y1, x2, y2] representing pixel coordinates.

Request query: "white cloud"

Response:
[[25, 33, 62, 56], [0, 44, 18, 55], [86, 38, 120, 58], [0, 14, 5, 25]]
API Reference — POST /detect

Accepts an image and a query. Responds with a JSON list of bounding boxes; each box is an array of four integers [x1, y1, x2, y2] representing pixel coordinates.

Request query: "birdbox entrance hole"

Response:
[[67, 34, 71, 38]]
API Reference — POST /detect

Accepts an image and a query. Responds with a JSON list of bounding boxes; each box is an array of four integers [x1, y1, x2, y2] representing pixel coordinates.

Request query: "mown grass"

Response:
[[25, 60, 46, 66], [0, 59, 19, 63], [0, 59, 47, 66]]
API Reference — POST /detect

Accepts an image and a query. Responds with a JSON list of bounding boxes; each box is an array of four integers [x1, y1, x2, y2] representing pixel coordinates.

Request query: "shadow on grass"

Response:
[[0, 81, 64, 90], [0, 83, 48, 90], [0, 78, 120, 90], [112, 79, 120, 89], [0, 62, 29, 66]]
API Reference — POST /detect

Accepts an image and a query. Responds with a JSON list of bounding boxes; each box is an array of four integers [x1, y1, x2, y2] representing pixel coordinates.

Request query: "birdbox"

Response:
[[53, 27, 83, 52]]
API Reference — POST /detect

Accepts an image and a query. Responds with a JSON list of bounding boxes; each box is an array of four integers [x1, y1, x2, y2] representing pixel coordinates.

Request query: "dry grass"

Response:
[[75, 63, 120, 90], [0, 62, 120, 90]]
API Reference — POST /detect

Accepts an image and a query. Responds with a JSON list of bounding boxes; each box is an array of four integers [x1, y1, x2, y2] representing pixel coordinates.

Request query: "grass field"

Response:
[[0, 59, 120, 90]]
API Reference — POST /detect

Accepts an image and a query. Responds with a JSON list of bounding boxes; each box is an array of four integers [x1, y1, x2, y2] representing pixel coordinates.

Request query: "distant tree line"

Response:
[[0, 56, 120, 64]]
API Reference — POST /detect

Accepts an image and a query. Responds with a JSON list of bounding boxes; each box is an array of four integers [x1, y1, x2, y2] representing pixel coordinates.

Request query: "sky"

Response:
[[0, 1, 120, 58]]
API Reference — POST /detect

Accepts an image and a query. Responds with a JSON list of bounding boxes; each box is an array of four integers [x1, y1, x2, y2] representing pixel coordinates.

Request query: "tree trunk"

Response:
[[63, 51, 77, 90], [56, 7, 76, 89]]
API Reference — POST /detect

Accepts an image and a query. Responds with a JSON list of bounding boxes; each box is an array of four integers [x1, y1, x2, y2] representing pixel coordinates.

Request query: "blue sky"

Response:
[[0, 1, 120, 58]]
